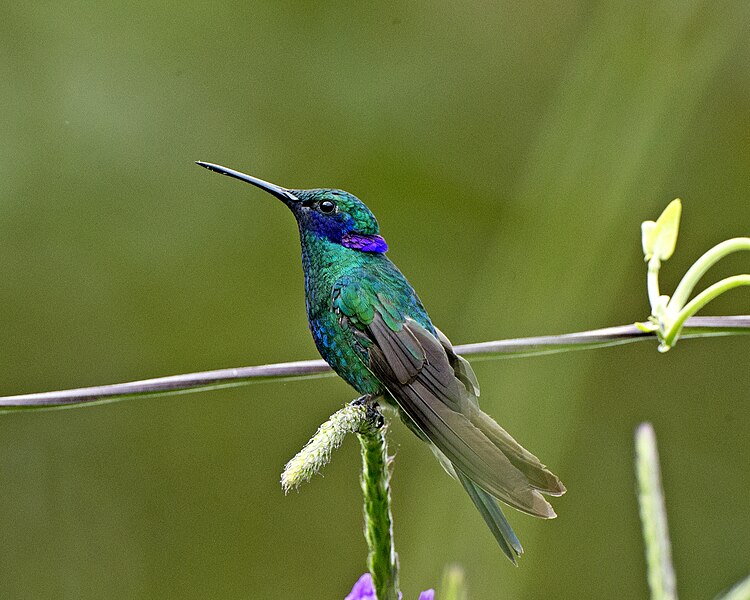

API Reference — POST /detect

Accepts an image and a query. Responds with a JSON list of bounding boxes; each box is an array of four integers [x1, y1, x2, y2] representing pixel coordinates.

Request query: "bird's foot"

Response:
[[350, 394, 375, 406], [350, 394, 384, 429]]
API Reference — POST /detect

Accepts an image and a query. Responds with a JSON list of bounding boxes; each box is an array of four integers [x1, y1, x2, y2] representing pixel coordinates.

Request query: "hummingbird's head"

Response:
[[196, 162, 388, 253], [287, 188, 387, 252]]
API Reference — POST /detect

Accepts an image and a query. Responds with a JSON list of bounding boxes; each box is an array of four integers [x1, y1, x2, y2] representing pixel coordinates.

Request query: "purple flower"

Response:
[[345, 574, 376, 600], [346, 573, 434, 600]]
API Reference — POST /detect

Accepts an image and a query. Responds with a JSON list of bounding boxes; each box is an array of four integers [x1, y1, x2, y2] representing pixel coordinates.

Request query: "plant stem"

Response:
[[635, 423, 678, 600], [717, 575, 750, 600], [663, 275, 750, 348], [358, 422, 399, 600], [440, 564, 467, 600], [647, 256, 663, 311], [669, 238, 750, 313]]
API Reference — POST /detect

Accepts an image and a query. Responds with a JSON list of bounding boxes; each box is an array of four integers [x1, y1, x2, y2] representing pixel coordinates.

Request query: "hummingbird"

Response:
[[196, 161, 565, 563]]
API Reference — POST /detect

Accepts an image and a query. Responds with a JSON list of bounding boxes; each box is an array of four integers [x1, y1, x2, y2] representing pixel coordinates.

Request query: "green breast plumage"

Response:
[[300, 231, 432, 395]]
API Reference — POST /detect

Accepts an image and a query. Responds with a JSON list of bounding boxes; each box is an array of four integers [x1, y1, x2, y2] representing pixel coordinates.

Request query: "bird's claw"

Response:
[[365, 405, 385, 429], [350, 394, 371, 407], [351, 395, 384, 429]]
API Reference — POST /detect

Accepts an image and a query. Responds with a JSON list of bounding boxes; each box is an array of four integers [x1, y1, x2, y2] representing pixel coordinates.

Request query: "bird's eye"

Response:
[[318, 200, 336, 214]]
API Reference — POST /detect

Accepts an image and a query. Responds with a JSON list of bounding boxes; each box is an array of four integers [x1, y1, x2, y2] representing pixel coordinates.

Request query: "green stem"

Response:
[[663, 275, 750, 349], [358, 423, 399, 600], [717, 575, 750, 600], [647, 256, 663, 311], [441, 564, 468, 600], [669, 238, 750, 314], [635, 423, 678, 600]]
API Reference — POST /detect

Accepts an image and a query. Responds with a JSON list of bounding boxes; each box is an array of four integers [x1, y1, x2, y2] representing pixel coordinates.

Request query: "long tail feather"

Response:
[[458, 471, 523, 564]]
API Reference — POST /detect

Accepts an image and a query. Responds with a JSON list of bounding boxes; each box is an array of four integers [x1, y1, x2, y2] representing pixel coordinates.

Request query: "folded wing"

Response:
[[333, 276, 565, 520]]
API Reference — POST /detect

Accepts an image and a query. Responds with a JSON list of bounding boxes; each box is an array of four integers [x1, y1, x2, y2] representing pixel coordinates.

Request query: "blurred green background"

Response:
[[1, 1, 749, 598]]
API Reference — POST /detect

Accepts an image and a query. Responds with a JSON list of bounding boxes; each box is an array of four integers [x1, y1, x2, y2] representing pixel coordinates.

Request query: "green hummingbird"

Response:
[[196, 161, 565, 563]]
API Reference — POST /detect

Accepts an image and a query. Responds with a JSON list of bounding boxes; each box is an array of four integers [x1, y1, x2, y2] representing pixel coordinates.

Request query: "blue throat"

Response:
[[297, 203, 388, 253], [340, 232, 388, 253]]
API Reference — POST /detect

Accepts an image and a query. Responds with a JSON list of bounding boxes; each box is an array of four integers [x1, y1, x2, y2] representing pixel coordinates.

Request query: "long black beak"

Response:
[[195, 161, 299, 205]]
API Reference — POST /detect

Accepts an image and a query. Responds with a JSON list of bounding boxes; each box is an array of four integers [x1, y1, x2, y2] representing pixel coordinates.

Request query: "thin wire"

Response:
[[0, 316, 748, 410]]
